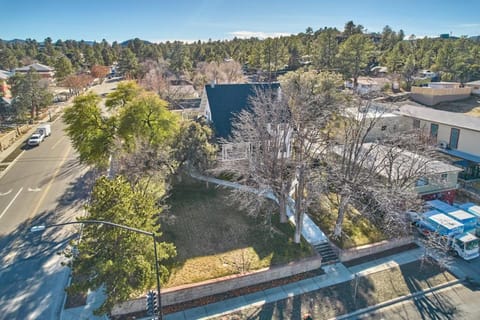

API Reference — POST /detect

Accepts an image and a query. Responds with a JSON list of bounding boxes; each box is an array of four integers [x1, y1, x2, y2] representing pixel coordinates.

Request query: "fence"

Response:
[[410, 87, 472, 106], [0, 124, 31, 152]]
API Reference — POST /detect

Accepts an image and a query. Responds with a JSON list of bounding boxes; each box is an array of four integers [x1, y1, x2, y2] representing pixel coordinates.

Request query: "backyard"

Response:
[[161, 178, 314, 287]]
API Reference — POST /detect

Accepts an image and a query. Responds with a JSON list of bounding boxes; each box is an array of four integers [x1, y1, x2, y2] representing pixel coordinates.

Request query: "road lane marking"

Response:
[[0, 187, 23, 220], [29, 145, 72, 219], [0, 189, 12, 196], [51, 137, 65, 150], [28, 187, 42, 192]]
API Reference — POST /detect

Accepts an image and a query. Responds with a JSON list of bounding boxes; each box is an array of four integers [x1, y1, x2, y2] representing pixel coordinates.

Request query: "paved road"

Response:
[[0, 82, 117, 320], [359, 283, 480, 320], [0, 118, 92, 320]]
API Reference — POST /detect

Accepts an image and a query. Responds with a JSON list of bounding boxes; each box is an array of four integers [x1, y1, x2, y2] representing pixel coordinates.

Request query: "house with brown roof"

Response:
[[14, 63, 55, 81]]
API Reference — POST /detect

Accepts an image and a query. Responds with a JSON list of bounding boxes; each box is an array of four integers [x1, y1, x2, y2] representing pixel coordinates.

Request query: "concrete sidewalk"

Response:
[[164, 247, 424, 320]]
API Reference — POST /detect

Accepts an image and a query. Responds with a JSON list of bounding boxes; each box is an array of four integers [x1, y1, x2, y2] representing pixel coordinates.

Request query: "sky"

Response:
[[2, 0, 480, 43]]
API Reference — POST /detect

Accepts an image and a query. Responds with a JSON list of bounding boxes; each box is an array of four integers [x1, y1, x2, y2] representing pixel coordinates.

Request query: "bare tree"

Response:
[[326, 100, 436, 238], [220, 87, 294, 224], [221, 70, 343, 243], [281, 70, 344, 243], [193, 60, 245, 89]]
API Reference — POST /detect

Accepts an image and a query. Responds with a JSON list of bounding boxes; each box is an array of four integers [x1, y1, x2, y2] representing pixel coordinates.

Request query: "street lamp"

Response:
[[31, 220, 163, 320]]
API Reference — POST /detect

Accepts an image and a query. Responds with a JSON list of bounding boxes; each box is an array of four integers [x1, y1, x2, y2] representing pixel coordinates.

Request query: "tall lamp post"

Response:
[[31, 220, 163, 320]]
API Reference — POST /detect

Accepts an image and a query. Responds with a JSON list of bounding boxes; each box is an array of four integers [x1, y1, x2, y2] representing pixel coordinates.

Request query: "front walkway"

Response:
[[164, 248, 425, 320]]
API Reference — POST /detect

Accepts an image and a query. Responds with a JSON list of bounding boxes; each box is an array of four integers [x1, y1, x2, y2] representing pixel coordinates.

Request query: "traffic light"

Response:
[[146, 290, 158, 316]]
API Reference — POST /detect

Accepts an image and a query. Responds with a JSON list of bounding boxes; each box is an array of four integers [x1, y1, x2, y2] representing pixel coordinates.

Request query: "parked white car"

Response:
[[28, 132, 45, 146]]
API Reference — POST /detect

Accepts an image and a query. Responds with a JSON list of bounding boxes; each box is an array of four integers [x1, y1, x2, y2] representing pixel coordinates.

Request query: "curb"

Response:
[[330, 278, 463, 320]]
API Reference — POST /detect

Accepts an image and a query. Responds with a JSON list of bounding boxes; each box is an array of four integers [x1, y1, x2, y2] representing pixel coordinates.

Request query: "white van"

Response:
[[37, 124, 51, 137]]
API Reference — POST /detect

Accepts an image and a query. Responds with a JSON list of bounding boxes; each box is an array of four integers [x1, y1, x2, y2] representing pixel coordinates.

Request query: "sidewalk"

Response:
[[164, 247, 425, 320]]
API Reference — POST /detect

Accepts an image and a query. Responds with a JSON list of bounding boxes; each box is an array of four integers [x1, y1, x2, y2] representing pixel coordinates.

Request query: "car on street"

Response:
[[28, 132, 45, 146]]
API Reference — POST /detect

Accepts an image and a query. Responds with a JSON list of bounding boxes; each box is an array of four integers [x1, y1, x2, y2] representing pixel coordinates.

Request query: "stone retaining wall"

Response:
[[0, 125, 31, 151], [111, 255, 322, 316], [339, 236, 414, 262]]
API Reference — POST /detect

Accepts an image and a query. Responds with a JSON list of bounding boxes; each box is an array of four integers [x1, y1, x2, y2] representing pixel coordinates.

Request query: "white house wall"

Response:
[[414, 171, 459, 195], [403, 118, 480, 156]]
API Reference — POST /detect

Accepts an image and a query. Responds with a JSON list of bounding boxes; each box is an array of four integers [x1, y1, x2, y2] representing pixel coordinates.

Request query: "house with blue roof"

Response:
[[200, 82, 283, 161]]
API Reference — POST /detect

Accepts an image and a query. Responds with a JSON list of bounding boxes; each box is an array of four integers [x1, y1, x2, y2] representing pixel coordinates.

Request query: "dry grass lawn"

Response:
[[161, 179, 313, 287], [308, 193, 385, 249]]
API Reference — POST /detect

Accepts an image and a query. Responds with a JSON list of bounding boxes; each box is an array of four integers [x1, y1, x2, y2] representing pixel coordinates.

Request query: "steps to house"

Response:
[[313, 242, 339, 264]]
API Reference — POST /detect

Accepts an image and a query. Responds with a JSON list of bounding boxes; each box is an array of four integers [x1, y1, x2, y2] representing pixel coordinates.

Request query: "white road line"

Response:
[[0, 187, 23, 220], [27, 187, 42, 192], [51, 137, 64, 150], [0, 189, 12, 196]]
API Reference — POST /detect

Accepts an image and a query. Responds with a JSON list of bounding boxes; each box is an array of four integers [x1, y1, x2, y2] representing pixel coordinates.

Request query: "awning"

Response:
[[439, 148, 480, 164]]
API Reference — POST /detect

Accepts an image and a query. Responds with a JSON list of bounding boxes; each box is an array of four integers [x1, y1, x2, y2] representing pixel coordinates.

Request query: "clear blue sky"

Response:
[[2, 0, 480, 43]]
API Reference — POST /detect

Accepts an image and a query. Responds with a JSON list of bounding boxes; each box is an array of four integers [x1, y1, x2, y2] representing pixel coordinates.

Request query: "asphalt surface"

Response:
[[359, 283, 480, 320], [0, 81, 117, 320]]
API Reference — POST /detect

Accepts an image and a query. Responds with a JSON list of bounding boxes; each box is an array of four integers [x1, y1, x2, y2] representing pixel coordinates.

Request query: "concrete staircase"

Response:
[[313, 242, 339, 264]]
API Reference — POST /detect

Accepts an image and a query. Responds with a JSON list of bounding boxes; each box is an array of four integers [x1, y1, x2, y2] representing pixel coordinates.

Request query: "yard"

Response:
[[161, 178, 313, 287], [309, 193, 385, 249]]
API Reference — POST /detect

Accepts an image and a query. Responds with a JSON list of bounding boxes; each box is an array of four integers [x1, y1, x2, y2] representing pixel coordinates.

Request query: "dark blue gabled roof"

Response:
[[205, 82, 280, 139]]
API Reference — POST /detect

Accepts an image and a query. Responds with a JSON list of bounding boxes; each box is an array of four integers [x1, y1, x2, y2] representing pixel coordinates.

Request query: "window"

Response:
[[430, 123, 439, 141], [440, 173, 448, 182], [413, 119, 420, 128], [415, 177, 429, 187], [449, 128, 460, 149]]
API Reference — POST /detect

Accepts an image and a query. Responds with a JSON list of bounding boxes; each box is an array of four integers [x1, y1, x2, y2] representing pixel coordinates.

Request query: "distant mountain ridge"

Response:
[[1, 38, 156, 46]]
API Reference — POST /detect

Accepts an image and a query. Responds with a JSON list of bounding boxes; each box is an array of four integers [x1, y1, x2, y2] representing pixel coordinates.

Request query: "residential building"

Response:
[[201, 82, 282, 161], [343, 142, 463, 203], [396, 104, 480, 180], [14, 63, 55, 81], [342, 104, 410, 142], [345, 77, 391, 95]]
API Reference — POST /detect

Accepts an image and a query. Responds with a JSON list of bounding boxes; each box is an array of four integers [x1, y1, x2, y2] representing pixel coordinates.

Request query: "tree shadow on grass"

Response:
[[162, 179, 313, 287]]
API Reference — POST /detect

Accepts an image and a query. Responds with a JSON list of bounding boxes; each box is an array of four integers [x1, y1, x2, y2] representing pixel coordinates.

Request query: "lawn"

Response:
[[308, 193, 385, 249], [161, 178, 313, 288]]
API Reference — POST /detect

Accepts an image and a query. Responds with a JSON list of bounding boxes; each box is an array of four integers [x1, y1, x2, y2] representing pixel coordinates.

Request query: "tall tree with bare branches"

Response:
[[325, 101, 435, 238]]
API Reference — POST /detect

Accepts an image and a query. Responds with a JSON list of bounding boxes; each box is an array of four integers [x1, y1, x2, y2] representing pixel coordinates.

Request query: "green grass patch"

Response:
[[309, 193, 385, 249], [162, 178, 313, 287]]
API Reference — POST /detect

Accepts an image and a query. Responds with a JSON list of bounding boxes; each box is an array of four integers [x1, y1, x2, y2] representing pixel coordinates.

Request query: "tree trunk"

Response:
[[293, 165, 306, 244], [279, 181, 290, 223], [333, 193, 350, 238]]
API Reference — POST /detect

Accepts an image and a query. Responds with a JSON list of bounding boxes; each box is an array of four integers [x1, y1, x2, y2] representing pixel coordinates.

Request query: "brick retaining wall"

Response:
[[111, 255, 322, 316], [339, 236, 414, 262]]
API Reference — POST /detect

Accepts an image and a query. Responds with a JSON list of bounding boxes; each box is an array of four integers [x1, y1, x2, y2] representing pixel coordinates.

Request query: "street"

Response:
[[359, 283, 480, 320], [0, 81, 116, 320], [0, 118, 91, 320]]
